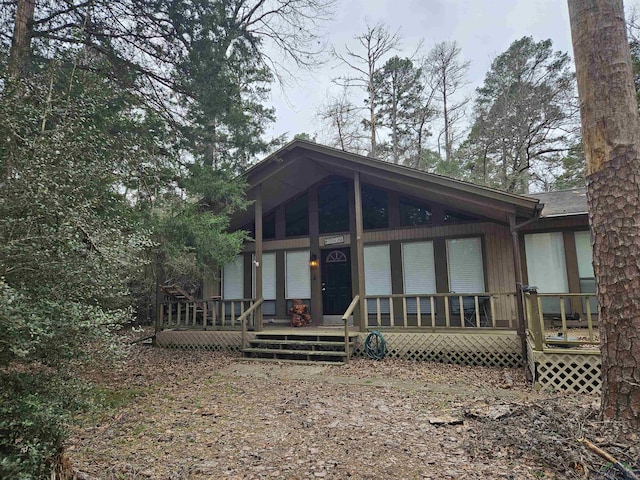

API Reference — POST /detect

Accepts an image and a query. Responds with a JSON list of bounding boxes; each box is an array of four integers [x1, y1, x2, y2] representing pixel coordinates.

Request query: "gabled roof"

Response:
[[232, 139, 542, 229], [533, 188, 588, 218]]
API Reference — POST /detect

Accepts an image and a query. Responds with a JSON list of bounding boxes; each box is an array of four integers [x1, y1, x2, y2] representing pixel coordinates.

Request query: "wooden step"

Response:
[[250, 339, 353, 348], [240, 357, 346, 366], [256, 329, 358, 339], [243, 348, 347, 357], [243, 330, 357, 364], [242, 347, 348, 364]]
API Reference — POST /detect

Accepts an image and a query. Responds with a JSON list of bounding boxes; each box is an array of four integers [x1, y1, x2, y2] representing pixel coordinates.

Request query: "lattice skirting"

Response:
[[353, 332, 523, 368], [527, 339, 602, 394], [155, 330, 253, 352]]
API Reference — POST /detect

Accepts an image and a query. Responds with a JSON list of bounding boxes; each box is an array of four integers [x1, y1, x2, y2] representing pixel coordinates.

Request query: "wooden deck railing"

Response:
[[240, 298, 264, 350], [341, 295, 360, 364], [363, 292, 518, 329], [524, 291, 599, 352], [158, 297, 259, 330]]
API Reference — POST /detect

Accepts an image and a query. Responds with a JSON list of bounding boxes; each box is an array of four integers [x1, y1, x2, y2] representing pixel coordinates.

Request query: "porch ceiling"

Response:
[[231, 140, 541, 229]]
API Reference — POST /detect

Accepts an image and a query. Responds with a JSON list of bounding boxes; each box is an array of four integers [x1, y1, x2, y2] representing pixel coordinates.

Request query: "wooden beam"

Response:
[[509, 214, 527, 359], [353, 172, 366, 330], [255, 184, 263, 331], [308, 184, 322, 326]]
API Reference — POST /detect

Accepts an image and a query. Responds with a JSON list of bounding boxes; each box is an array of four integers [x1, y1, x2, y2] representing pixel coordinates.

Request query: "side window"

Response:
[[524, 232, 569, 313], [223, 256, 244, 299]]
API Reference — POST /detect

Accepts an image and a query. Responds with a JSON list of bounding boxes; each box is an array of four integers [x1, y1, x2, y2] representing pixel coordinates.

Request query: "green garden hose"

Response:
[[364, 331, 386, 360]]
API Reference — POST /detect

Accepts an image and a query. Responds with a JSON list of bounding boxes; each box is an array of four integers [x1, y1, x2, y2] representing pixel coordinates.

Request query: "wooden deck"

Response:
[[155, 327, 522, 368]]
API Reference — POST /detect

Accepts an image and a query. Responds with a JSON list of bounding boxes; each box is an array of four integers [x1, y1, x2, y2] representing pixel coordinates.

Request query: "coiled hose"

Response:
[[364, 331, 386, 360]]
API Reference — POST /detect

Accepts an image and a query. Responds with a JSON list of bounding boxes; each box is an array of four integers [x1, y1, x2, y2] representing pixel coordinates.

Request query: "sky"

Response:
[[264, 0, 638, 146]]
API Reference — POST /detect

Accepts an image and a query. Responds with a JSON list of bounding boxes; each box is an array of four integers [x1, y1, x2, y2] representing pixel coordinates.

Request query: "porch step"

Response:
[[250, 339, 349, 348], [242, 332, 358, 364]]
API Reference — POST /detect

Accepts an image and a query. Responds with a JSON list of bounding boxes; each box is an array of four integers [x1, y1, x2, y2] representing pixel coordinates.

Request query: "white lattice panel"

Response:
[[530, 347, 601, 394], [353, 332, 522, 368], [156, 331, 252, 352]]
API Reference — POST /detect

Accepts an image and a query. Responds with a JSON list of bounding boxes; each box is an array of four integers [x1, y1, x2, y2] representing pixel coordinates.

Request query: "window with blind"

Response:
[[574, 230, 596, 313], [524, 232, 569, 313], [402, 241, 436, 313], [364, 244, 391, 314], [252, 252, 276, 315], [574, 231, 594, 289], [446, 237, 485, 293], [285, 250, 310, 299], [223, 255, 244, 299]]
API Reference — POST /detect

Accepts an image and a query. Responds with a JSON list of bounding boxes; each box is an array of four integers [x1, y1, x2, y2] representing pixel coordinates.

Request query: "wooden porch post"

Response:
[[353, 172, 366, 331], [509, 214, 527, 361], [154, 252, 166, 338], [255, 184, 263, 331]]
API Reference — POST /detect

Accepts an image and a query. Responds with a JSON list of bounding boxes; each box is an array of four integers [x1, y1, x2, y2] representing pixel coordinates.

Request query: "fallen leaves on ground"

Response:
[[66, 333, 637, 480]]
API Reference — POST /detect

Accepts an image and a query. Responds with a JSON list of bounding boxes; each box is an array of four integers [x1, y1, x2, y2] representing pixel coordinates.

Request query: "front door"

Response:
[[321, 248, 352, 316]]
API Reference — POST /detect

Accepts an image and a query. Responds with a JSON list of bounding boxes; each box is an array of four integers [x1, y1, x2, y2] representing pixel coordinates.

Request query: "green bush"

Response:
[[0, 373, 79, 479]]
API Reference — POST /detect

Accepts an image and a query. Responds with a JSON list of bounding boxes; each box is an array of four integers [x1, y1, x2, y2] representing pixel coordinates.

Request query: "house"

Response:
[[156, 140, 599, 393]]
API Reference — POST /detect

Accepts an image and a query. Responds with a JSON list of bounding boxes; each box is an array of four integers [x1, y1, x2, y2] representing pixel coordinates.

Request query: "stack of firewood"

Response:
[[289, 299, 311, 327]]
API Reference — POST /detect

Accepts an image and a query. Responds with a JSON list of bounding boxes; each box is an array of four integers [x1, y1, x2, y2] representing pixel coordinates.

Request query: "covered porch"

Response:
[[155, 290, 523, 367]]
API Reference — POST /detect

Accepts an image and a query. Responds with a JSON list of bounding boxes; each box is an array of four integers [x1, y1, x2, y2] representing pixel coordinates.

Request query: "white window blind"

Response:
[[402, 241, 436, 294], [364, 244, 392, 295], [252, 252, 276, 300], [285, 250, 310, 299], [574, 230, 596, 313], [574, 231, 594, 279], [447, 238, 485, 293], [524, 232, 569, 293], [223, 255, 244, 299]]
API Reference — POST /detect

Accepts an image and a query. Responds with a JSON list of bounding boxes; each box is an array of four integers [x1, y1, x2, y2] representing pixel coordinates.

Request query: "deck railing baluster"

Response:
[[559, 296, 568, 340], [430, 297, 436, 328], [445, 296, 451, 328], [491, 295, 497, 328], [403, 297, 408, 328], [586, 296, 594, 342]]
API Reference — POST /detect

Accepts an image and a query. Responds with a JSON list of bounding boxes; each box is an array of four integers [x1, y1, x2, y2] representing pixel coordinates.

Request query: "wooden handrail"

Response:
[[363, 292, 507, 298], [523, 292, 599, 352], [342, 295, 360, 365], [362, 292, 516, 330], [240, 298, 264, 350]]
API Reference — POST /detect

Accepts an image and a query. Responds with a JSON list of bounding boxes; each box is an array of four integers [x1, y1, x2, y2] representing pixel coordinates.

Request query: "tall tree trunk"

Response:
[[392, 93, 399, 164], [568, 0, 640, 427], [8, 0, 36, 78], [368, 78, 377, 157], [442, 77, 451, 162]]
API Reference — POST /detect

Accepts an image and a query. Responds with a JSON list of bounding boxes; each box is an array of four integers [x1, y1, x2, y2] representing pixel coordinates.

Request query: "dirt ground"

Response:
[[67, 337, 638, 480]]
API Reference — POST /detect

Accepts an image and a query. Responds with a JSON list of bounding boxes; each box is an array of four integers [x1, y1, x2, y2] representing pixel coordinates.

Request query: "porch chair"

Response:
[[448, 293, 490, 327]]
